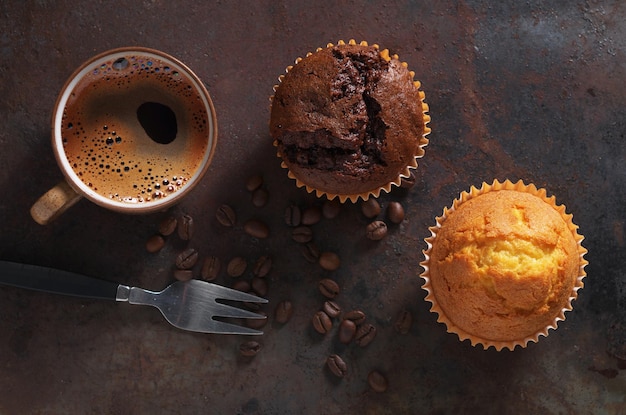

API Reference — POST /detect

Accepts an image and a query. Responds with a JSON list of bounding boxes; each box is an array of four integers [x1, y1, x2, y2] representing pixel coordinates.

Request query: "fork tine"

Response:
[[213, 302, 267, 319], [205, 319, 264, 336], [205, 282, 268, 303]]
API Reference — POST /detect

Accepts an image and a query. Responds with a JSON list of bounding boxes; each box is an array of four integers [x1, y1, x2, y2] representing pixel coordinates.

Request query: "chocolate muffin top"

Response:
[[270, 42, 428, 200]]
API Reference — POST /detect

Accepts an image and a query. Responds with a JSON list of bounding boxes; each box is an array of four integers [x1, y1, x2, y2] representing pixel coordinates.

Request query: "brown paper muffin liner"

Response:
[[420, 179, 588, 351], [270, 39, 431, 203]]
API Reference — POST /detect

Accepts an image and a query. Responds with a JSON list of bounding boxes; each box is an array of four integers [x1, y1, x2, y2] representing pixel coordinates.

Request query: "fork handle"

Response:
[[0, 260, 121, 301]]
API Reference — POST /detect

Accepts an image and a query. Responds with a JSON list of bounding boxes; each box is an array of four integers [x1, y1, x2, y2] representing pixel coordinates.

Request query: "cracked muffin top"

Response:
[[270, 41, 429, 202], [421, 180, 587, 350]]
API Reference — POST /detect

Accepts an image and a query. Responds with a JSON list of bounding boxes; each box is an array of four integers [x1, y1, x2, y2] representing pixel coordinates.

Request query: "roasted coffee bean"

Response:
[[312, 310, 333, 334], [253, 255, 272, 278], [251, 188, 269, 208], [355, 323, 377, 347], [245, 174, 263, 192], [175, 248, 199, 269], [201, 256, 221, 281], [366, 220, 388, 241], [368, 370, 388, 392], [227, 257, 247, 277], [400, 170, 417, 189], [177, 214, 194, 240], [292, 226, 313, 243], [232, 279, 251, 292], [322, 199, 341, 219], [244, 219, 270, 239], [216, 204, 236, 227], [338, 319, 357, 344], [173, 269, 193, 281], [361, 198, 381, 218], [158, 215, 178, 236], [343, 310, 366, 325], [387, 201, 405, 224], [284, 204, 302, 227], [239, 340, 262, 357], [393, 309, 413, 334], [318, 278, 340, 299], [326, 354, 347, 378], [251, 277, 268, 297], [274, 300, 294, 324], [301, 206, 322, 225], [246, 311, 267, 329], [145, 234, 165, 253], [299, 241, 320, 263], [323, 300, 342, 319], [319, 251, 340, 271]]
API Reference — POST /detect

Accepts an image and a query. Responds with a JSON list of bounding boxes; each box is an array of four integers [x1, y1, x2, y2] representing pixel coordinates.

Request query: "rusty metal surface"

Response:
[[1, 1, 625, 413]]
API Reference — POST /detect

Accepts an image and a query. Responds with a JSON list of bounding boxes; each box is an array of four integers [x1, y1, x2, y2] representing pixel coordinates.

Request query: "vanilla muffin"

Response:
[[270, 39, 430, 202], [421, 180, 587, 350]]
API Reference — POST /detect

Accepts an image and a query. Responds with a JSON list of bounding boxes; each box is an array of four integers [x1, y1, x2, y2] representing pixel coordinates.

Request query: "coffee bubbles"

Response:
[[61, 53, 210, 204]]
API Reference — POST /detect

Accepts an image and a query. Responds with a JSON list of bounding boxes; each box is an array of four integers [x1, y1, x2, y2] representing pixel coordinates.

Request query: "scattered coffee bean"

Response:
[[366, 220, 388, 241], [361, 198, 381, 218], [343, 310, 366, 325], [175, 248, 199, 269], [216, 204, 236, 227], [177, 214, 194, 240], [145, 234, 165, 253], [322, 199, 341, 219], [227, 257, 247, 277], [368, 370, 388, 392], [338, 319, 357, 344], [393, 309, 413, 334], [301, 206, 322, 225], [323, 300, 342, 319], [246, 311, 267, 329], [292, 226, 313, 243], [284, 204, 302, 227], [318, 278, 340, 299], [244, 219, 270, 239], [251, 187, 269, 208], [239, 340, 262, 357], [173, 269, 193, 281], [158, 216, 178, 236], [201, 256, 221, 281], [245, 174, 263, 192], [355, 323, 377, 347], [251, 277, 268, 297], [299, 241, 320, 263], [232, 279, 251, 292], [387, 201, 405, 224], [312, 310, 333, 334], [400, 170, 417, 189], [319, 251, 340, 271], [274, 300, 294, 324], [253, 255, 272, 278], [326, 354, 347, 378]]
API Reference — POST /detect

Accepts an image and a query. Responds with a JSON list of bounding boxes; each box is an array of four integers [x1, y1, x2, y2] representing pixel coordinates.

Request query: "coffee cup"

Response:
[[30, 47, 217, 225]]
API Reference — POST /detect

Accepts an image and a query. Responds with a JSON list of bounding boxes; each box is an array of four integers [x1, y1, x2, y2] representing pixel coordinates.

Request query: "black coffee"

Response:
[[61, 52, 210, 204], [136, 102, 177, 144]]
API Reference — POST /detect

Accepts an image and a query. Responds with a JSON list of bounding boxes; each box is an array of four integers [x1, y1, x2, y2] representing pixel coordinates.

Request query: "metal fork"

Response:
[[0, 261, 268, 335]]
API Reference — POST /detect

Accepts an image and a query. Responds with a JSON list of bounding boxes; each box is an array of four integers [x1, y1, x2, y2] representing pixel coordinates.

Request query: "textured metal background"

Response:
[[0, 1, 625, 413]]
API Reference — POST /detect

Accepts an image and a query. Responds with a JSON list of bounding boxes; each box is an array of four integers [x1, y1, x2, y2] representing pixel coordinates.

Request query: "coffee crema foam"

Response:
[[61, 54, 209, 204]]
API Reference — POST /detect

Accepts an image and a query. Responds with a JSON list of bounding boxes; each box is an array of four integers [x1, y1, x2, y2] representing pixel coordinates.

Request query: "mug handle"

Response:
[[30, 181, 82, 225]]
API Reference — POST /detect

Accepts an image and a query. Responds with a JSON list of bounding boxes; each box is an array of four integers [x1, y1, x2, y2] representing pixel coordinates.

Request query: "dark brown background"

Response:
[[1, 1, 625, 414]]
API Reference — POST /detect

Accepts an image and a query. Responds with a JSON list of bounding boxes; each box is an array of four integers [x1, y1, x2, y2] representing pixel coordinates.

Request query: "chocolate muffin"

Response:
[[270, 40, 430, 202]]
